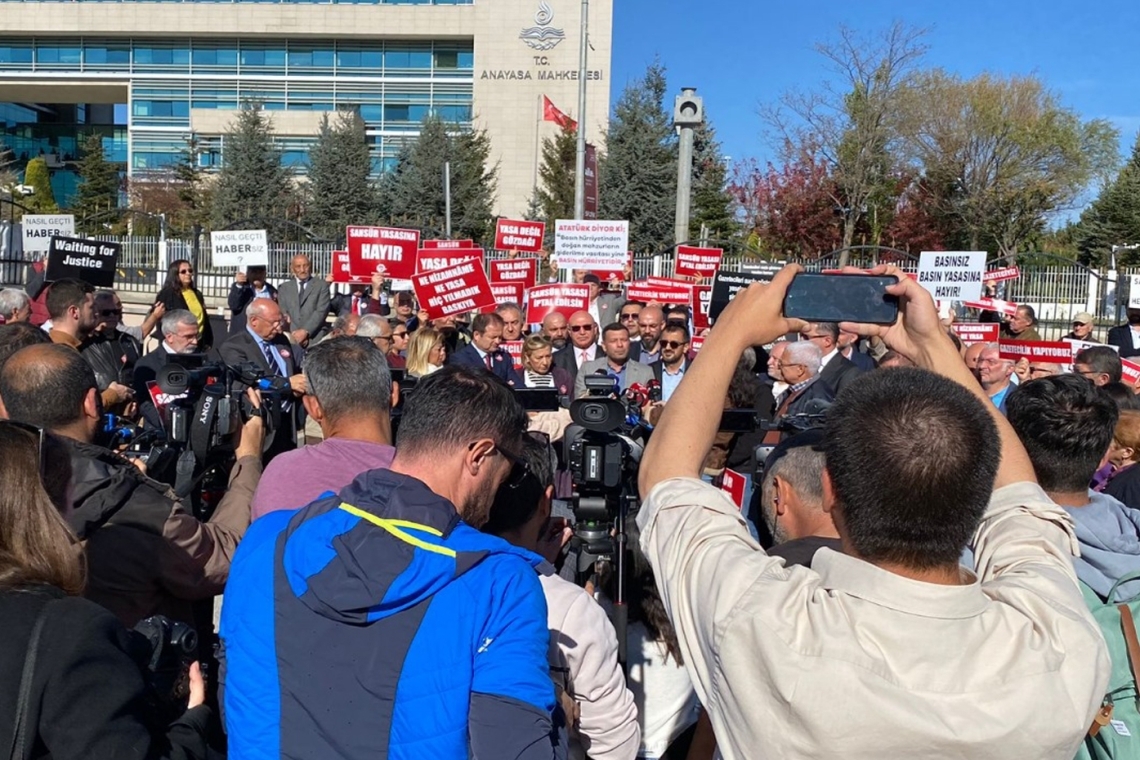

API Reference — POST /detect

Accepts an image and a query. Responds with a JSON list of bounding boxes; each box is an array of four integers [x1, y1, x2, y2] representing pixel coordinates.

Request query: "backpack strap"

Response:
[[8, 600, 52, 760], [1119, 602, 1140, 696], [1106, 570, 1140, 603]]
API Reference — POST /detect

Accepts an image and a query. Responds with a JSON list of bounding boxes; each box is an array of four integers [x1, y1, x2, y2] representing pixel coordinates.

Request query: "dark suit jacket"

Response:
[[784, 378, 836, 419], [220, 329, 301, 453], [277, 277, 331, 343], [553, 346, 581, 386], [818, 354, 863, 398], [843, 349, 876, 372], [449, 343, 524, 387], [154, 285, 214, 350], [133, 347, 222, 432], [228, 281, 278, 336], [329, 292, 383, 319], [593, 292, 625, 328], [1108, 325, 1140, 359]]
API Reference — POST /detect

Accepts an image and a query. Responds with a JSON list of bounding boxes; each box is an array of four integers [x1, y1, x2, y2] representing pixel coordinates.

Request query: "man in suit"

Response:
[[1108, 309, 1140, 359], [802, 322, 863, 398], [762, 340, 834, 444], [220, 298, 307, 459], [329, 272, 385, 320], [649, 323, 693, 403], [133, 309, 203, 431], [838, 329, 877, 371], [228, 266, 278, 336], [575, 322, 655, 399], [277, 254, 331, 348], [554, 311, 598, 386], [584, 273, 624, 329], [449, 312, 523, 387]]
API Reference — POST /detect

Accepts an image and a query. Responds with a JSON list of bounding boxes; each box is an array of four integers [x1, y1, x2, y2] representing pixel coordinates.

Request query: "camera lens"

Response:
[[581, 403, 607, 423]]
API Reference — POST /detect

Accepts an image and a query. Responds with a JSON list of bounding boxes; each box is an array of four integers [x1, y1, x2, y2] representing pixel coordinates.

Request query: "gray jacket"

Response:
[[277, 277, 331, 343]]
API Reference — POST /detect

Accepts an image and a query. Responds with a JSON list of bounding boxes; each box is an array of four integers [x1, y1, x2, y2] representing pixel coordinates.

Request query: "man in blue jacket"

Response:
[[221, 365, 561, 759], [450, 312, 524, 387]]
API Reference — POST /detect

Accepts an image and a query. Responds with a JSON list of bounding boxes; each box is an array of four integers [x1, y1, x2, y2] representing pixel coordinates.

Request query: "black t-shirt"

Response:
[[1105, 464, 1140, 512], [767, 536, 844, 568]]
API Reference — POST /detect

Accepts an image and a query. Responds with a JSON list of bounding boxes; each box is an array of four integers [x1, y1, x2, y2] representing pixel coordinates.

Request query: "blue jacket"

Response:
[[220, 468, 560, 759], [450, 343, 524, 387]]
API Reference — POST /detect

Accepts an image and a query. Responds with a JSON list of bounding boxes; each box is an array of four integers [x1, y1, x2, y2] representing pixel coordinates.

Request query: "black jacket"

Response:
[[329, 291, 383, 319], [219, 329, 301, 456], [0, 585, 209, 760], [1108, 325, 1140, 359], [81, 329, 143, 391], [818, 354, 863, 398], [227, 281, 278, 336], [154, 286, 214, 351]]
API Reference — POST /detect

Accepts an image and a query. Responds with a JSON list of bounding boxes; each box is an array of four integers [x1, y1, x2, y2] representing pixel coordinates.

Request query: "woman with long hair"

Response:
[[0, 421, 210, 759], [154, 259, 213, 350], [405, 327, 446, 378]]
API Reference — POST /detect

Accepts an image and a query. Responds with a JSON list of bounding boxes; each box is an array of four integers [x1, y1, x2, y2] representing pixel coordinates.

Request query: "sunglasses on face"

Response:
[[660, 340, 688, 350], [179, 269, 193, 274], [99, 308, 123, 317], [569, 325, 593, 332], [620, 313, 639, 320]]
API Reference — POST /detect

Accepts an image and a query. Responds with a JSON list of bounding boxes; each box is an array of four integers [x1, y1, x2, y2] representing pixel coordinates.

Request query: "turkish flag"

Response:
[[543, 95, 577, 131]]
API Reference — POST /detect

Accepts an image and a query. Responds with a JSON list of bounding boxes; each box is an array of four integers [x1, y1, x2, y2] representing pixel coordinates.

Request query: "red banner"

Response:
[[586, 252, 632, 285], [964, 298, 1018, 317], [626, 281, 692, 306], [331, 250, 370, 285], [691, 336, 705, 353], [501, 340, 524, 370], [416, 247, 484, 274], [1123, 359, 1140, 386], [692, 285, 712, 330], [347, 226, 420, 281], [489, 281, 525, 307], [950, 322, 999, 346], [412, 260, 495, 320], [720, 468, 746, 509], [998, 341, 1073, 363], [495, 219, 545, 253], [674, 245, 723, 280], [525, 283, 590, 324], [490, 258, 538, 288], [422, 239, 474, 249], [985, 266, 1021, 283]]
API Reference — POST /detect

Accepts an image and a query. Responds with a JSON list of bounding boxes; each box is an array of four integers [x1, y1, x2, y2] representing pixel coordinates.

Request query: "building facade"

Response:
[[0, 0, 612, 217]]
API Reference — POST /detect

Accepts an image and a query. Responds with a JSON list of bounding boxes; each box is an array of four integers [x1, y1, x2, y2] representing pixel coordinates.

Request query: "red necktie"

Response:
[[352, 296, 360, 315], [485, 353, 493, 370]]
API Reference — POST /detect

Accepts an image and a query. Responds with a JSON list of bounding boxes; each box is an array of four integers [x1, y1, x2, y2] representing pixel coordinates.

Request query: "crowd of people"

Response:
[[0, 254, 1139, 760]]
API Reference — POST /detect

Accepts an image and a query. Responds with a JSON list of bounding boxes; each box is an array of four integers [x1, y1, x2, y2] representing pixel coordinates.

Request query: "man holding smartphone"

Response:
[[635, 266, 1108, 759]]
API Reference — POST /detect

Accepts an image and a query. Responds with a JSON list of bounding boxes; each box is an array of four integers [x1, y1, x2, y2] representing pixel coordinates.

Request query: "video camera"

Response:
[[129, 615, 198, 725]]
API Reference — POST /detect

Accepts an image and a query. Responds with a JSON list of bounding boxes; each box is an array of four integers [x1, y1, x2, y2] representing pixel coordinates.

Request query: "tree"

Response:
[[73, 133, 123, 232], [380, 114, 497, 241], [210, 103, 295, 231], [1076, 133, 1140, 266], [763, 22, 928, 263], [689, 119, 737, 242], [125, 135, 212, 236], [599, 60, 677, 253], [304, 110, 378, 240], [22, 156, 58, 215], [535, 123, 576, 232], [172, 135, 212, 233]]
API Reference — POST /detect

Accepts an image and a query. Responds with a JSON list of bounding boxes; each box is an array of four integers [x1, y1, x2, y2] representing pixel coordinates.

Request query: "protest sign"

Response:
[[626, 281, 692, 306], [710, 270, 772, 321], [691, 336, 705, 353], [1130, 275, 1140, 308], [738, 261, 785, 280], [490, 258, 538, 288], [22, 214, 74, 255], [951, 322, 999, 346], [412, 259, 495, 320], [1123, 359, 1140, 386], [495, 219, 545, 253], [1066, 339, 1116, 360], [330, 250, 366, 284], [554, 220, 629, 270], [720, 468, 747, 509], [674, 245, 723, 280], [45, 236, 119, 287], [525, 284, 590, 324], [917, 251, 986, 301], [964, 297, 1019, 317], [210, 229, 268, 267], [347, 226, 420, 281], [416, 247, 484, 274], [591, 252, 633, 284], [422, 239, 474, 249], [501, 340, 524, 369], [998, 341, 1074, 363], [692, 285, 712, 330], [985, 266, 1020, 283], [489, 281, 525, 308]]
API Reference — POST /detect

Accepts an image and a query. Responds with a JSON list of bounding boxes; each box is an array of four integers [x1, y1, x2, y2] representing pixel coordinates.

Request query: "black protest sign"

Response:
[[45, 236, 120, 287], [710, 269, 776, 321]]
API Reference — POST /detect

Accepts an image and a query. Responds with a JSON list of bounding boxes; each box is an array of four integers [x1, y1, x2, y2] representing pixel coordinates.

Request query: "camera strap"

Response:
[[9, 600, 53, 760]]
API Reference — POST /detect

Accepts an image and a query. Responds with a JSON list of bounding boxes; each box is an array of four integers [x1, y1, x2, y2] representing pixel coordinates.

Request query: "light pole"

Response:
[[572, 0, 589, 220], [673, 87, 704, 246]]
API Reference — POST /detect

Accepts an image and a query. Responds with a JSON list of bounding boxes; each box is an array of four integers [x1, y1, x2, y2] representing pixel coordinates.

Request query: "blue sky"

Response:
[[610, 0, 1140, 169]]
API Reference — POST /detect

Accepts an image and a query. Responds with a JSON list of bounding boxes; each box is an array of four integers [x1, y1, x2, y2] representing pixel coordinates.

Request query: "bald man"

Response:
[[541, 312, 569, 351], [277, 254, 331, 347], [552, 310, 597, 384]]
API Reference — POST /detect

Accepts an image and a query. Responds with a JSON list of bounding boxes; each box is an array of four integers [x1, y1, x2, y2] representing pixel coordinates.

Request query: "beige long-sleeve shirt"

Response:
[[637, 478, 1110, 760]]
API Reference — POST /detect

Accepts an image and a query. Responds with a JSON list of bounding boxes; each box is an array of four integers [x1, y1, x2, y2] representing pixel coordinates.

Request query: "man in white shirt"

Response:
[[636, 265, 1109, 759]]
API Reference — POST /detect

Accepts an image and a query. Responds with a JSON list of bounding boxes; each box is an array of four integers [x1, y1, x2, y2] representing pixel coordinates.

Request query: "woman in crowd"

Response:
[[1102, 409, 1140, 510], [155, 259, 213, 350], [405, 327, 446, 378], [0, 421, 210, 759], [521, 334, 572, 396]]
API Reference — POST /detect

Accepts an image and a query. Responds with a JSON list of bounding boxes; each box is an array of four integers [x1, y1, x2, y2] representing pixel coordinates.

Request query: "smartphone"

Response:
[[783, 273, 900, 325]]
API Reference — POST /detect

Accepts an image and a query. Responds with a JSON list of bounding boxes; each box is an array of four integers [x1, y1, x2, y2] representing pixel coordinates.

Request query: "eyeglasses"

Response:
[[1, 420, 46, 479], [569, 324, 594, 333], [778, 362, 805, 370], [373, 335, 394, 345], [179, 269, 193, 275], [620, 313, 639, 320], [660, 340, 688, 349], [99, 308, 123, 317], [393, 331, 408, 338]]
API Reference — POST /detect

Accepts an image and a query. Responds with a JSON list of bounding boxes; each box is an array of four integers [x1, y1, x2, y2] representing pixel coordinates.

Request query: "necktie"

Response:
[[262, 341, 279, 376], [580, 350, 588, 367], [485, 353, 493, 370], [352, 295, 360, 315]]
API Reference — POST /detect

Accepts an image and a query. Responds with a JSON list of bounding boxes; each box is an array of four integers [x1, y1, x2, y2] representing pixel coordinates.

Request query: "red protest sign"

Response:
[[627, 281, 692, 306], [720, 468, 746, 509], [526, 284, 590, 324], [412, 259, 495, 320], [950, 322, 999, 346], [998, 341, 1073, 363], [501, 340, 524, 369], [674, 245, 723, 280], [347, 226, 420, 281], [331, 250, 370, 285], [495, 219, 545, 253], [416, 247, 484, 274], [1123, 359, 1140, 386], [490, 258, 538, 288], [985, 266, 1020, 283], [691, 336, 705, 353], [422, 239, 474, 249], [964, 298, 1018, 317], [488, 281, 525, 309], [692, 285, 712, 330]]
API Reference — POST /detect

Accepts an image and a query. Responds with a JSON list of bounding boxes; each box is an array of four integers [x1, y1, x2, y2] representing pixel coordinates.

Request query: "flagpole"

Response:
[[533, 94, 541, 199], [573, 0, 589, 220]]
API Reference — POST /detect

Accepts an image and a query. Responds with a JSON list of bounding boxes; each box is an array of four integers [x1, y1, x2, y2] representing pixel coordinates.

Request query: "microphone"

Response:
[[625, 382, 650, 407], [647, 379, 662, 403]]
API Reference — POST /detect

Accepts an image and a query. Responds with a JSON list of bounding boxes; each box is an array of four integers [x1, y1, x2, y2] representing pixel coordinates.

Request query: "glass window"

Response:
[[85, 46, 130, 66], [313, 49, 335, 67], [458, 51, 473, 69], [408, 50, 431, 69], [172, 101, 190, 118], [384, 50, 409, 69], [361, 50, 383, 69], [135, 47, 185, 65], [0, 46, 33, 65], [240, 50, 265, 66], [288, 49, 312, 68], [192, 49, 217, 66], [360, 105, 383, 121], [434, 51, 458, 69], [384, 104, 409, 121], [265, 49, 286, 67], [336, 50, 361, 68]]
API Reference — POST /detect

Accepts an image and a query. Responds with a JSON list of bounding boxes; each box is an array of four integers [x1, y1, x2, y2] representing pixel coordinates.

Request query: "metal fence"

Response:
[[0, 228, 1135, 343]]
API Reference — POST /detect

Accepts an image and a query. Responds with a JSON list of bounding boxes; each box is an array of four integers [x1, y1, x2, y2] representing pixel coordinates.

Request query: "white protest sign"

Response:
[[554, 220, 629, 270], [22, 214, 75, 255], [917, 251, 986, 302], [1130, 275, 1140, 308], [211, 230, 269, 267]]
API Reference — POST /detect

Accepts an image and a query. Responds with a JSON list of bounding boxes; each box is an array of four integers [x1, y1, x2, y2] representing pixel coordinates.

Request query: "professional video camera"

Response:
[[129, 615, 199, 725]]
